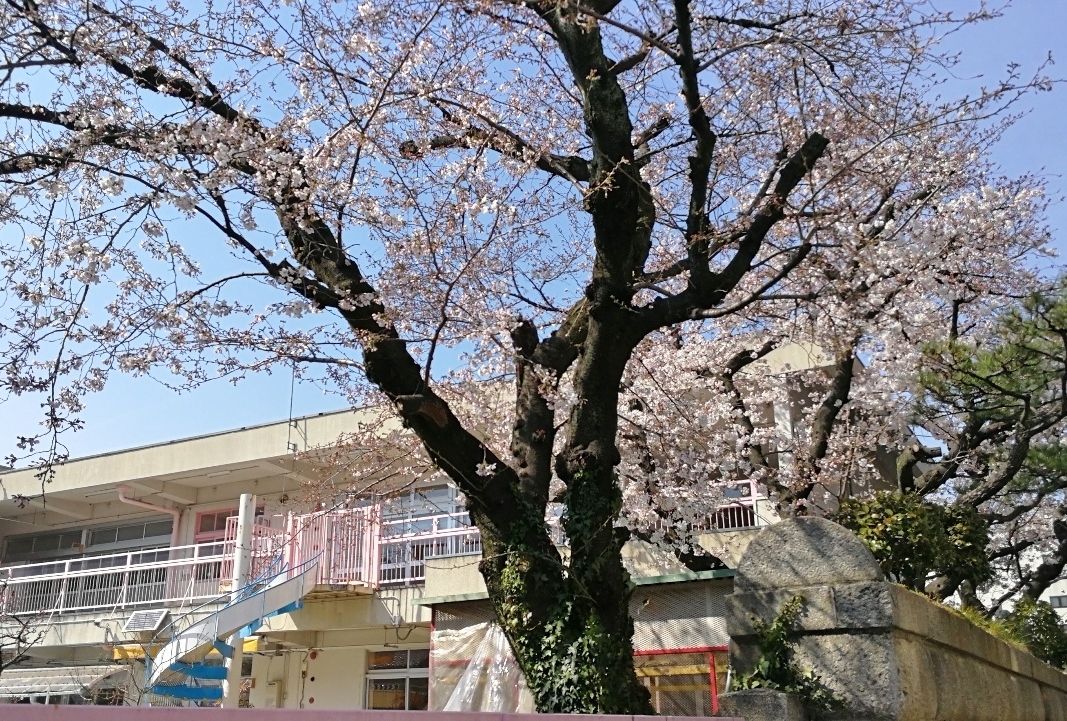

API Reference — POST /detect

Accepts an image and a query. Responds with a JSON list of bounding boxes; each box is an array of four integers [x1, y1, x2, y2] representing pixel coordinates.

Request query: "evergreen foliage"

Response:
[[836, 491, 990, 591]]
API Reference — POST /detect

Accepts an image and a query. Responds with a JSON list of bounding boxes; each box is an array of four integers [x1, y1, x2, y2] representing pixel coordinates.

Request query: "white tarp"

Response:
[[432, 621, 534, 712], [0, 664, 127, 697]]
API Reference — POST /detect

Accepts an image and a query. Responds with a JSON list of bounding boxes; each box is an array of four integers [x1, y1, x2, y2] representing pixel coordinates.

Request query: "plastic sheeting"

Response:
[[429, 580, 732, 715], [431, 622, 534, 712]]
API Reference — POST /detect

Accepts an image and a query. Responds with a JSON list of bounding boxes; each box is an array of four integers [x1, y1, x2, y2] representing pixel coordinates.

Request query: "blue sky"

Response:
[[1, 1, 1065, 463], [939, 0, 1067, 259]]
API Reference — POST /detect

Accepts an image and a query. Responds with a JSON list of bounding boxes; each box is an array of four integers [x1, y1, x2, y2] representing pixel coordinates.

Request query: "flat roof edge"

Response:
[[1, 406, 366, 472]]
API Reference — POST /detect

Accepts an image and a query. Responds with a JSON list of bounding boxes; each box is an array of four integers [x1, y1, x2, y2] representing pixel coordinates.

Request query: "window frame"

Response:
[[193, 506, 264, 544], [364, 649, 430, 711]]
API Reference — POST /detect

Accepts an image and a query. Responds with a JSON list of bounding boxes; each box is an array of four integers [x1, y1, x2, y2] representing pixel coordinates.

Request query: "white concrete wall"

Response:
[[249, 642, 440, 710], [1040, 577, 1067, 620]]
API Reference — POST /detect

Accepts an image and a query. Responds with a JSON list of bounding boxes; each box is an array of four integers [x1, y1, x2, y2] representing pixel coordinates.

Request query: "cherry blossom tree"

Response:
[[0, 0, 1054, 711]]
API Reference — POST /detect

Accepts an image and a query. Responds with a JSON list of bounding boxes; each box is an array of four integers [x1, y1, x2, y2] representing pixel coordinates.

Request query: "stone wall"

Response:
[[724, 517, 1067, 721]]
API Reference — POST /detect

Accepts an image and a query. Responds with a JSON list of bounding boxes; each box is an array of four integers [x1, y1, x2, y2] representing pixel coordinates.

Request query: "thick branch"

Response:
[[643, 132, 829, 329], [673, 0, 716, 290], [718, 341, 777, 472], [400, 127, 591, 183]]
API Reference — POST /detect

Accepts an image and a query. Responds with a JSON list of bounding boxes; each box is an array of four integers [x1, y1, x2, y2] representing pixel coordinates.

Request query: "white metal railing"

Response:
[[378, 513, 481, 584], [706, 480, 770, 531], [0, 543, 228, 616], [0, 484, 765, 617]]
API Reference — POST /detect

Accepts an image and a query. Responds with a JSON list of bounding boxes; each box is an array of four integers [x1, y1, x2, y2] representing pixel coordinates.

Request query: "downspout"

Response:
[[116, 484, 182, 549]]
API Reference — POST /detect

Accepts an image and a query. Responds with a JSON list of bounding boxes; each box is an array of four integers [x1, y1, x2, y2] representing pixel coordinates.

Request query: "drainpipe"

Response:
[[116, 485, 182, 549]]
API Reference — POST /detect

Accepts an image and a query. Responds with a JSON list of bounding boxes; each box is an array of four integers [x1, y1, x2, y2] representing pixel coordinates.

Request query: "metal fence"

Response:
[[0, 544, 228, 615], [0, 484, 762, 617]]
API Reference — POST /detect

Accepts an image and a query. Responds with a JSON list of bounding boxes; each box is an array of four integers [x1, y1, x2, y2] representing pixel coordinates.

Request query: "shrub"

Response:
[[836, 491, 989, 590], [1005, 598, 1067, 668]]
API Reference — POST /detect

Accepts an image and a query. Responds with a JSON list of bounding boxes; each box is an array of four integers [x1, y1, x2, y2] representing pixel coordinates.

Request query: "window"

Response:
[[194, 507, 265, 544], [365, 649, 429, 710], [3, 530, 83, 560], [377, 485, 478, 584], [88, 520, 172, 548], [2, 519, 171, 564], [381, 485, 468, 530], [1050, 595, 1067, 609]]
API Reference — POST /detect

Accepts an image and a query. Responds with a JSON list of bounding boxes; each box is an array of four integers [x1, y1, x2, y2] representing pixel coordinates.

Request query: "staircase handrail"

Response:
[[148, 553, 314, 650], [145, 554, 322, 691]]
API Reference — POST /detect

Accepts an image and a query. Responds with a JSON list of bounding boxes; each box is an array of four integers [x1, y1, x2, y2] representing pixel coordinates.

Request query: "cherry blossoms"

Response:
[[0, 0, 1057, 711]]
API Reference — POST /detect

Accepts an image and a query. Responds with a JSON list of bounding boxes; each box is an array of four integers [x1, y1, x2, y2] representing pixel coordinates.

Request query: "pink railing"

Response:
[[222, 508, 481, 588]]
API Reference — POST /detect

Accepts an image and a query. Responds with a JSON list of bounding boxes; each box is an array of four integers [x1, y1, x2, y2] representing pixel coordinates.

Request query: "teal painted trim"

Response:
[[150, 685, 223, 701], [632, 569, 735, 586], [171, 662, 228, 681], [412, 591, 489, 606], [212, 639, 235, 659]]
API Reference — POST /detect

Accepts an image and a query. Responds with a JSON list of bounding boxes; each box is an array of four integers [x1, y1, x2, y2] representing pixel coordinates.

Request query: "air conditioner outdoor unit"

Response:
[[122, 609, 171, 642]]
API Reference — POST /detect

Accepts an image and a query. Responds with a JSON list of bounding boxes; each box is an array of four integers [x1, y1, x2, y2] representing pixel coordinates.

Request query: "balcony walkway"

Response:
[[0, 482, 767, 617], [0, 509, 480, 616]]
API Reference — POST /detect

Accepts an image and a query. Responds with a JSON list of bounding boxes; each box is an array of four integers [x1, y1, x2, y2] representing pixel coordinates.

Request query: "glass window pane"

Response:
[[368, 678, 407, 710], [89, 528, 117, 546], [117, 524, 144, 542], [420, 486, 450, 499], [408, 677, 429, 710], [216, 512, 234, 532], [408, 649, 430, 668], [59, 532, 83, 549], [5, 538, 34, 555], [409, 519, 432, 534], [144, 520, 173, 538], [199, 513, 216, 534]]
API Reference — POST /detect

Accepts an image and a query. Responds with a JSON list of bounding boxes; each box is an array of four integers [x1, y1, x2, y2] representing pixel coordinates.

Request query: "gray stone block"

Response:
[[734, 517, 883, 593], [724, 512, 1067, 721], [790, 632, 901, 721], [717, 689, 806, 721], [828, 581, 895, 630], [726, 587, 838, 637]]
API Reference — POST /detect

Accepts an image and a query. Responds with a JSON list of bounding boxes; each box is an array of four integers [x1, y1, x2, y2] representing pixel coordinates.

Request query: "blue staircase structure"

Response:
[[146, 556, 319, 702]]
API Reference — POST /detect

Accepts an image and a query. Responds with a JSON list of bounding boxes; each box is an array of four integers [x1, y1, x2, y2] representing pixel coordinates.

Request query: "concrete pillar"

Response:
[[222, 493, 255, 708]]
